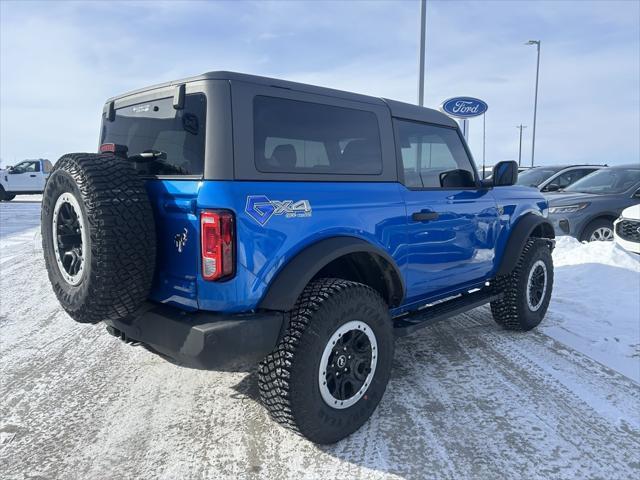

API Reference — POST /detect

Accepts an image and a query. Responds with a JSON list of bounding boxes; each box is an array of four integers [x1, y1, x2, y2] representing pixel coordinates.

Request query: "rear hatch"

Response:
[[100, 92, 207, 310]]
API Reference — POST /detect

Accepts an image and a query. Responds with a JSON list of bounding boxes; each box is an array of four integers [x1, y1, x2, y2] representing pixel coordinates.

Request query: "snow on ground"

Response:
[[542, 236, 640, 383], [1, 202, 639, 480]]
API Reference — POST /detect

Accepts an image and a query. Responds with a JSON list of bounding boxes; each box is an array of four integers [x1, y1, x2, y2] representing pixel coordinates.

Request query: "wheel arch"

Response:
[[579, 214, 618, 240], [497, 213, 555, 276], [258, 236, 405, 311]]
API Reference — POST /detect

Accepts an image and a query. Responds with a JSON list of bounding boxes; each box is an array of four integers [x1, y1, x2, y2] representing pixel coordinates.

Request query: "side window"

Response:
[[571, 168, 597, 183], [14, 161, 38, 172], [253, 96, 382, 174], [394, 119, 476, 188], [553, 169, 593, 188], [43, 160, 53, 173], [264, 137, 330, 168]]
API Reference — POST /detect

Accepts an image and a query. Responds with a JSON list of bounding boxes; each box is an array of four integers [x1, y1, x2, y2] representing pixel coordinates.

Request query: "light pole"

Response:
[[526, 40, 541, 167], [417, 0, 426, 106], [516, 124, 527, 166]]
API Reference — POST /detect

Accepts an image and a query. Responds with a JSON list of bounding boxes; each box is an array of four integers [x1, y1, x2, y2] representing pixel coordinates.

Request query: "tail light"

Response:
[[201, 210, 235, 281], [99, 143, 128, 156]]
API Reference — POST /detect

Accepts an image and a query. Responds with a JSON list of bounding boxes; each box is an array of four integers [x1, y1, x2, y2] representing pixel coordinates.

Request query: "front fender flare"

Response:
[[497, 213, 555, 276], [258, 236, 405, 311]]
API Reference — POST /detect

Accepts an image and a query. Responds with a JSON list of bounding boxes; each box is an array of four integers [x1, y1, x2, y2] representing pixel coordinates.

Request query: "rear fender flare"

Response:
[[258, 237, 405, 311]]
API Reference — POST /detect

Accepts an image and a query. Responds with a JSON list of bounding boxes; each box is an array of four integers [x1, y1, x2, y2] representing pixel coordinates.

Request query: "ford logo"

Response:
[[440, 97, 488, 118]]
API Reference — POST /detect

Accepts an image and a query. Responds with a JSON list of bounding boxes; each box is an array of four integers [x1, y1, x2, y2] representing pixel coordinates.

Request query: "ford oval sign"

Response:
[[440, 97, 488, 118]]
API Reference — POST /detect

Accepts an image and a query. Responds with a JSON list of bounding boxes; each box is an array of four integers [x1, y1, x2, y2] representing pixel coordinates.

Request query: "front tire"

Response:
[[0, 185, 15, 201], [491, 238, 554, 331], [581, 218, 614, 242], [258, 278, 394, 444]]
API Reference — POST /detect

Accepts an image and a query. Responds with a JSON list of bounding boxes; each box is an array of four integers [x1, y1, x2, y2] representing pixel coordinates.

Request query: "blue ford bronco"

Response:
[[41, 72, 555, 444]]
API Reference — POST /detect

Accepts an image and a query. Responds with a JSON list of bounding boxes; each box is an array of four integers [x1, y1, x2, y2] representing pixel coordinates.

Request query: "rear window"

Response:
[[101, 94, 206, 176], [253, 96, 382, 175]]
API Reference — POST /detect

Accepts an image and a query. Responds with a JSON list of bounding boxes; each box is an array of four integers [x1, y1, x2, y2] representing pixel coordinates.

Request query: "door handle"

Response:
[[30, 174, 37, 177], [411, 211, 439, 222]]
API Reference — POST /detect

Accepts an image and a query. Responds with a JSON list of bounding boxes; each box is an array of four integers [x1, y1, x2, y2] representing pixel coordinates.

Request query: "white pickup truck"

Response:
[[0, 159, 53, 201]]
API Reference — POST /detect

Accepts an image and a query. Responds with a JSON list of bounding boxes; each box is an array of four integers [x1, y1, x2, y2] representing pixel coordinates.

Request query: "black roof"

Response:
[[107, 71, 458, 128]]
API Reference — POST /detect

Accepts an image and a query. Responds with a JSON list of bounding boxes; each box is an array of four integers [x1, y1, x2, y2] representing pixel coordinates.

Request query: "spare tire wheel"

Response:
[[41, 153, 156, 324]]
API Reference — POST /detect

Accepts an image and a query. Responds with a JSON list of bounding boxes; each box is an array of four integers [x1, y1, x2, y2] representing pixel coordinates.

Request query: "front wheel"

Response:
[[581, 218, 614, 242], [0, 186, 15, 201], [491, 238, 554, 331], [258, 278, 394, 444]]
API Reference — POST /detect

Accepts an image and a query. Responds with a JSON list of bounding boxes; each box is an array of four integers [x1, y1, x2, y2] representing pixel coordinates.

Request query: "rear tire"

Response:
[[41, 153, 156, 324], [491, 238, 553, 331], [258, 278, 394, 444]]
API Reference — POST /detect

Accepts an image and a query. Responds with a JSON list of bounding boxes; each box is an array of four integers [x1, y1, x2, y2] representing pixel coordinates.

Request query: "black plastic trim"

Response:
[[258, 236, 405, 311], [173, 84, 185, 109], [497, 213, 555, 276], [394, 288, 502, 337], [104, 302, 284, 371]]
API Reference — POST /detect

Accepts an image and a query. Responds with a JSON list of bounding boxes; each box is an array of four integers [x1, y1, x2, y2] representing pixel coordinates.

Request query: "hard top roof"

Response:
[[106, 71, 458, 128]]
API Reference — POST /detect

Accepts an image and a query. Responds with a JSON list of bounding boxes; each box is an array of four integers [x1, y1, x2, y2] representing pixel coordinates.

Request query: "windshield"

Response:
[[101, 94, 206, 176], [564, 168, 640, 194], [516, 167, 561, 186]]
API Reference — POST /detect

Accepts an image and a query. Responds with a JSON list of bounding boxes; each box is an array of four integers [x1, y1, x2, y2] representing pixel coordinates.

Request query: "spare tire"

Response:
[[41, 153, 156, 324]]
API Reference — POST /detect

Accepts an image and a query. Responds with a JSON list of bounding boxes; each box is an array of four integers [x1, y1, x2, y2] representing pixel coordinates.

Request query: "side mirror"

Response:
[[544, 183, 561, 192], [439, 169, 476, 188], [492, 161, 519, 187]]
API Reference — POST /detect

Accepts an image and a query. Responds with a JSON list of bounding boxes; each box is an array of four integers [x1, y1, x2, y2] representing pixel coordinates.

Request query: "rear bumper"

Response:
[[105, 303, 284, 371]]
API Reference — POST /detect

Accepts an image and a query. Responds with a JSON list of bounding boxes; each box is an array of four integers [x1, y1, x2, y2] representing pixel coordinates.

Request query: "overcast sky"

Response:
[[1, 0, 638, 168]]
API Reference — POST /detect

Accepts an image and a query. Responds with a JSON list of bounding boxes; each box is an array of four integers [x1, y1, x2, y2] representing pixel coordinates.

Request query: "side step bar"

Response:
[[393, 288, 502, 337]]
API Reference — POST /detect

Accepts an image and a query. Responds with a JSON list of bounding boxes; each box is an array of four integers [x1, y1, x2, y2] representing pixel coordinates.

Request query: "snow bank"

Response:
[[543, 236, 640, 382], [553, 235, 640, 272]]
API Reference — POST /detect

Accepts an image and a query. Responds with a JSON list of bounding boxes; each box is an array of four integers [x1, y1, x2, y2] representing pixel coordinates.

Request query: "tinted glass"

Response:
[[565, 168, 640, 194], [394, 119, 475, 188], [516, 167, 561, 186], [13, 160, 38, 173], [253, 96, 382, 174], [549, 168, 597, 189], [101, 94, 206, 176]]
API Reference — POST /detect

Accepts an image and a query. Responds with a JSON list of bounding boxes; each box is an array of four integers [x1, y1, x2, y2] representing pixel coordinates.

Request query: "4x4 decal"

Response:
[[245, 195, 312, 226]]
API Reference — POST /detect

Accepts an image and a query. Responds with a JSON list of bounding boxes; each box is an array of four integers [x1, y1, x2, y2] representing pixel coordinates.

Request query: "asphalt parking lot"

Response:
[[1, 201, 639, 480]]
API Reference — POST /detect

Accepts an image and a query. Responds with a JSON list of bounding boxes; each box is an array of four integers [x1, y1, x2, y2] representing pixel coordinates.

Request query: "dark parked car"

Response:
[[517, 164, 604, 192], [545, 165, 640, 241]]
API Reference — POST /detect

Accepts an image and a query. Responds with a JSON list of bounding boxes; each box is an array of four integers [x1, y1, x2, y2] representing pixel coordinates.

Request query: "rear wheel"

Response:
[[491, 238, 554, 331], [41, 153, 156, 324], [258, 278, 394, 444], [581, 218, 614, 242]]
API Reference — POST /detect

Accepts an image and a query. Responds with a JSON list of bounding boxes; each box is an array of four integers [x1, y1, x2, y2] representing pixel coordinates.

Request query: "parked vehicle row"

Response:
[[0, 159, 52, 201], [516, 164, 604, 192], [544, 165, 640, 242]]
